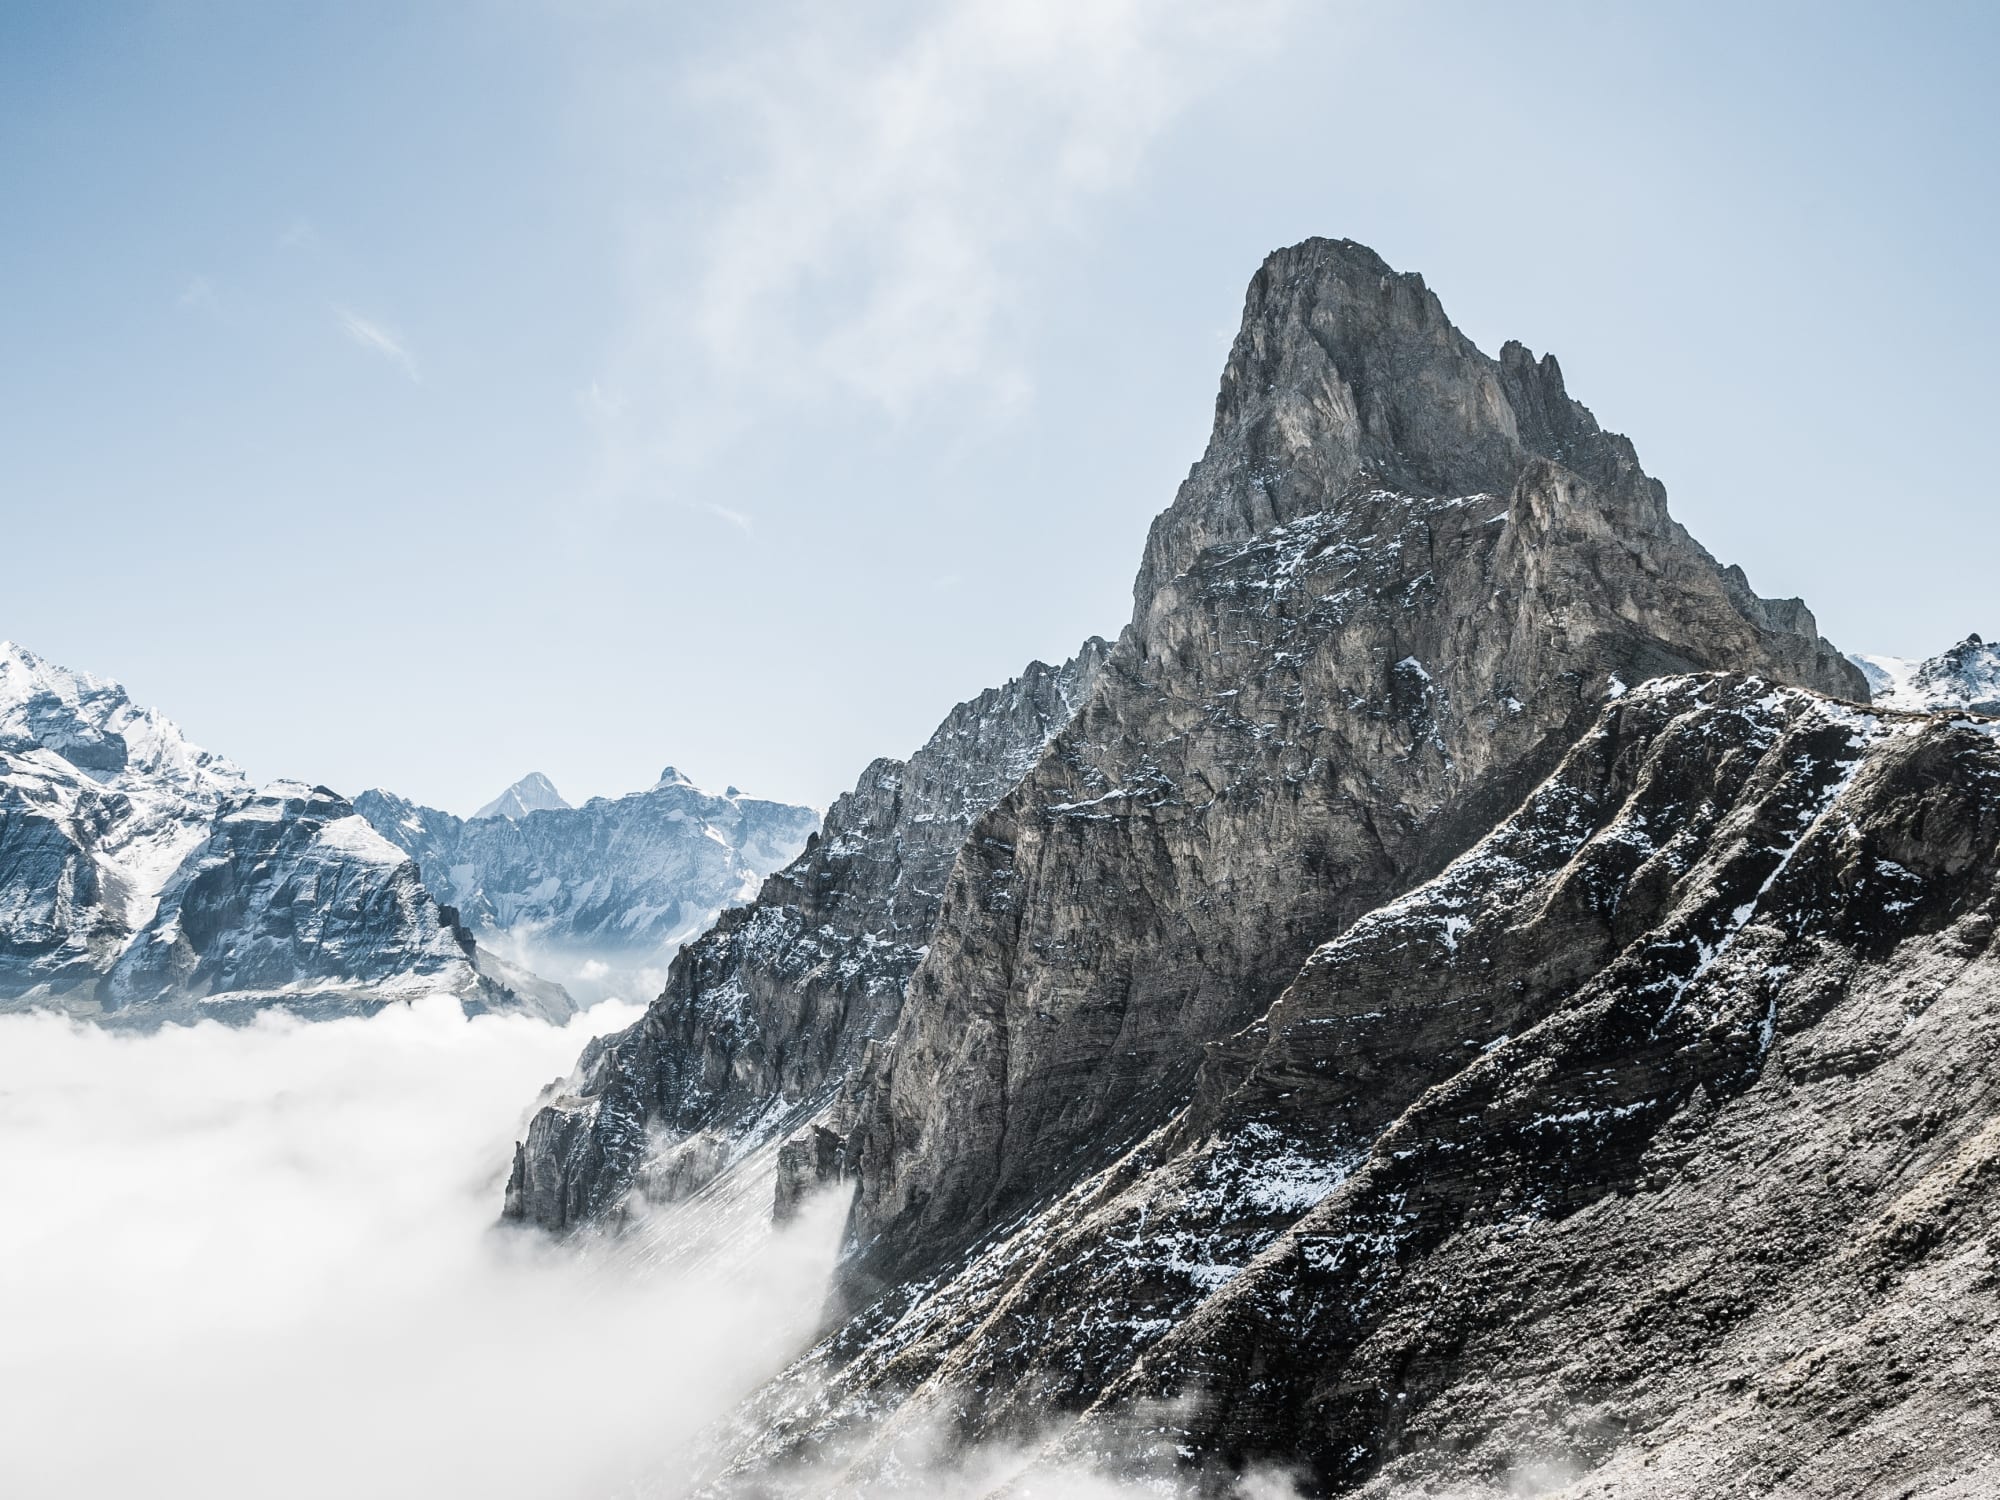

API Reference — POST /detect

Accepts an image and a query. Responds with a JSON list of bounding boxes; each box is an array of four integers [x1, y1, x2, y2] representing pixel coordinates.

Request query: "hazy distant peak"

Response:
[[473, 771, 571, 821], [1849, 634, 1999, 715]]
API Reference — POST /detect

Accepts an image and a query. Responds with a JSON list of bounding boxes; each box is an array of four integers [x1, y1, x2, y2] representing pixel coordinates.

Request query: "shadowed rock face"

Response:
[[826, 238, 1865, 1298], [503, 644, 1108, 1232], [704, 678, 2000, 1498]]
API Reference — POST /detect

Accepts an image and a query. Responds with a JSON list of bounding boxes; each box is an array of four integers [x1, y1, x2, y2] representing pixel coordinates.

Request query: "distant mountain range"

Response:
[[0, 642, 815, 1022], [356, 768, 819, 1003], [473, 770, 571, 821]]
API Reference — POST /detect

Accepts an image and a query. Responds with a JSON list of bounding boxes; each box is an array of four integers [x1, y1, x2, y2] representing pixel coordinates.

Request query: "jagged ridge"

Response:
[[504, 641, 1109, 1231]]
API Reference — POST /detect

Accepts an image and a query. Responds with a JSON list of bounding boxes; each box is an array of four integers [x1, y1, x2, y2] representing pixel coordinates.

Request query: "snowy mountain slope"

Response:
[[0, 643, 567, 1023], [473, 771, 572, 821], [0, 641, 246, 801], [1850, 633, 2000, 715], [356, 769, 818, 1001]]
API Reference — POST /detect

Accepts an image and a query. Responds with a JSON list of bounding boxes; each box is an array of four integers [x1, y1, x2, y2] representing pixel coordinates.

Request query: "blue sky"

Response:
[[4, 2, 1995, 813]]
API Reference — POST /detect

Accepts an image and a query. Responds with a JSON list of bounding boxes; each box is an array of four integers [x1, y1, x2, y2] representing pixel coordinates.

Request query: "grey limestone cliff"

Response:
[[503, 642, 1108, 1231], [705, 675, 2000, 1498], [823, 238, 1866, 1300], [509, 237, 1966, 1494]]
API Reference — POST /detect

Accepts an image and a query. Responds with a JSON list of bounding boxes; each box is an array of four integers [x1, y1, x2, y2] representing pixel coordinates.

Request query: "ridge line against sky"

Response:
[[2, 0, 1994, 814]]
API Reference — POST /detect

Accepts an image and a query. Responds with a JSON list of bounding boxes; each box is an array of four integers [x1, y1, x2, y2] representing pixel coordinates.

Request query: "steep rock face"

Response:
[[503, 643, 1108, 1232], [357, 771, 818, 997], [701, 678, 2000, 1496], [1853, 633, 2000, 715], [1058, 683, 2000, 1498], [0, 643, 563, 1023], [828, 239, 1867, 1296]]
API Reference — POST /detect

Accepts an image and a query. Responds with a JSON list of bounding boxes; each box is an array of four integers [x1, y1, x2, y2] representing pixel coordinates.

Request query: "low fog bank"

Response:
[[0, 997, 846, 1500], [0, 998, 1579, 1500], [477, 927, 678, 1009]]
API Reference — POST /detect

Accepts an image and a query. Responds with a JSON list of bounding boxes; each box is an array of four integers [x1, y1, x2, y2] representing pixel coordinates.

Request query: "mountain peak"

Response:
[[1135, 237, 1676, 618], [1849, 634, 2000, 715], [0, 639, 245, 798], [654, 765, 695, 789], [472, 771, 571, 821]]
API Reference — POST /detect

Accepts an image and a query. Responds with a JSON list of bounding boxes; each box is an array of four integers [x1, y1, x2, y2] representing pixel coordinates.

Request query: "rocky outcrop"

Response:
[[503, 643, 1108, 1232], [824, 238, 1866, 1299], [357, 769, 818, 999], [1853, 633, 2000, 716], [0, 641, 566, 1024], [705, 677, 2000, 1497]]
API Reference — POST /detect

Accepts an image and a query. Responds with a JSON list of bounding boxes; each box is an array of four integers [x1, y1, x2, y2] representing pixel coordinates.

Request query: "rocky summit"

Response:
[[822, 237, 1862, 1301], [505, 238, 2000, 1495]]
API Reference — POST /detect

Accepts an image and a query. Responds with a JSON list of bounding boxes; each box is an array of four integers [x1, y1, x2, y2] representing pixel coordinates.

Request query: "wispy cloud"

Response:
[[682, 0, 1287, 413], [702, 501, 755, 536], [177, 275, 218, 311], [335, 307, 421, 383], [583, 0, 1292, 493]]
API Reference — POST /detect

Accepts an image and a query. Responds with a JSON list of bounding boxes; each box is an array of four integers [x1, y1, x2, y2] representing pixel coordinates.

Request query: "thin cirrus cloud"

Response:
[[702, 501, 755, 535], [585, 0, 1294, 492], [335, 306, 421, 383]]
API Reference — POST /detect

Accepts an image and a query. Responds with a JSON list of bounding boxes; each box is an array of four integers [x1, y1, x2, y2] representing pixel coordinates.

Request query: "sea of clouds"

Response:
[[0, 996, 846, 1499], [0, 995, 1559, 1499]]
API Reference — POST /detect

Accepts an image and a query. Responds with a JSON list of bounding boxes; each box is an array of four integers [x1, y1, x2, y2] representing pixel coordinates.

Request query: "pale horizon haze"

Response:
[[4, 2, 1995, 815]]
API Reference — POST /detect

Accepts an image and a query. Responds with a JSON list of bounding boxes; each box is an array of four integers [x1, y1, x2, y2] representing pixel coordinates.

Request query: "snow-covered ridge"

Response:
[[1849, 633, 2000, 715], [0, 642, 562, 1024], [0, 640, 246, 802]]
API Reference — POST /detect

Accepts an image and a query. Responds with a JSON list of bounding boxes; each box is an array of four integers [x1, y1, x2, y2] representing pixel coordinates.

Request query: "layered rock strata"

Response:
[[706, 677, 2000, 1498]]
